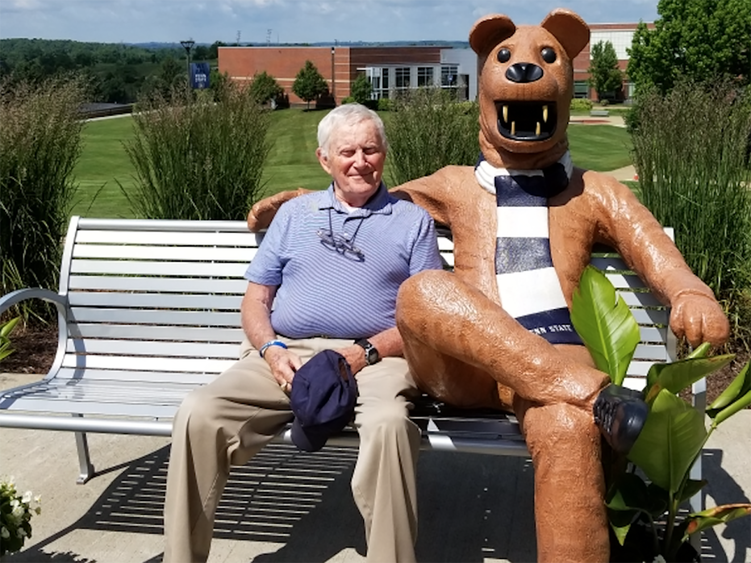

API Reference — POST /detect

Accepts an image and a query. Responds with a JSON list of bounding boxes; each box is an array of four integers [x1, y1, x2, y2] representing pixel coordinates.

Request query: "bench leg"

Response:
[[73, 415, 95, 484]]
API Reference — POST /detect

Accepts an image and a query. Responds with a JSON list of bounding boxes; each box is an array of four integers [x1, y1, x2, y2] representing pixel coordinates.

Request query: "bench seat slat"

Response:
[[68, 276, 248, 294], [73, 244, 256, 262], [69, 323, 244, 342], [70, 260, 247, 277], [75, 230, 262, 247], [66, 338, 241, 358], [69, 308, 240, 326]]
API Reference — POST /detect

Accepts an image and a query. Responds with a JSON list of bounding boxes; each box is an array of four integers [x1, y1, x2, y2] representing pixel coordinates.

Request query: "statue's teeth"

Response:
[[536, 122, 541, 136], [511, 121, 516, 136], [543, 105, 549, 123], [503, 105, 508, 123]]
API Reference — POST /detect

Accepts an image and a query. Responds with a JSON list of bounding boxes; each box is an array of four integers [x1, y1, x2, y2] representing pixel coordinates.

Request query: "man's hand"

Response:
[[335, 344, 369, 375], [264, 346, 303, 392], [247, 188, 310, 231], [670, 292, 730, 348]]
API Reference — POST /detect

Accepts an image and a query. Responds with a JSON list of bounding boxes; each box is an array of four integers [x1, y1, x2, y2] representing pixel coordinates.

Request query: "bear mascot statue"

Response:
[[248, 8, 729, 562]]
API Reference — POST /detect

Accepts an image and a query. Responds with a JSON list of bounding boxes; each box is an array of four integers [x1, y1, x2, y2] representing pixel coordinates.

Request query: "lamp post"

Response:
[[331, 46, 336, 106], [180, 39, 195, 88]]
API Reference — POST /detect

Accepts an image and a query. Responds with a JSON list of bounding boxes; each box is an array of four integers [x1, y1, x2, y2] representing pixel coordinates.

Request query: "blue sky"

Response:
[[0, 0, 659, 45]]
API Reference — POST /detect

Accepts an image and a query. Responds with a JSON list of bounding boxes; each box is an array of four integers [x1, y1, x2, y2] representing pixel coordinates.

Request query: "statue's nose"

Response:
[[505, 63, 543, 83]]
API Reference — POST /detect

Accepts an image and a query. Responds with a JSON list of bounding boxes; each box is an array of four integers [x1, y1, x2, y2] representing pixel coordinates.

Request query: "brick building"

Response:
[[218, 45, 477, 106], [219, 21, 650, 106]]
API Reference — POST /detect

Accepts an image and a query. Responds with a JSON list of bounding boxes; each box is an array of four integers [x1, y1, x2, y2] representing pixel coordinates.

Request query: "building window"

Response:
[[417, 67, 434, 87], [574, 81, 589, 99], [395, 67, 410, 89], [441, 65, 458, 87]]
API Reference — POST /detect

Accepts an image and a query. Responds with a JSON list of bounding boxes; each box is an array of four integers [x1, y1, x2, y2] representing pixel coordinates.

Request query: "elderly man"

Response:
[[163, 103, 443, 563]]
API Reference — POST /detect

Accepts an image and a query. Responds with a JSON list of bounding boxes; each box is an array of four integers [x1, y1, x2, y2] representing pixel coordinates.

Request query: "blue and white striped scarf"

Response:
[[474, 152, 582, 345]]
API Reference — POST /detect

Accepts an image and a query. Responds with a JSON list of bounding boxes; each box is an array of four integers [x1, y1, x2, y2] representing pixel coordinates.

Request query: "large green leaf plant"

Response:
[[571, 266, 751, 562]]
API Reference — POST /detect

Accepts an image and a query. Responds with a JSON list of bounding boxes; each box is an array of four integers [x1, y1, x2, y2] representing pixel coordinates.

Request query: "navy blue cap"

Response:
[[290, 350, 358, 452]]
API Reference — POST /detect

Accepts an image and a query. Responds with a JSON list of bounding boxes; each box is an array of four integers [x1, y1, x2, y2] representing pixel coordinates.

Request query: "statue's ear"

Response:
[[540, 8, 590, 60], [469, 14, 516, 57]]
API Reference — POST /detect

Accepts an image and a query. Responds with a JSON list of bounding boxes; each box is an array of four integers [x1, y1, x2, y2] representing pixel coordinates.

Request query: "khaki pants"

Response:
[[164, 337, 421, 563]]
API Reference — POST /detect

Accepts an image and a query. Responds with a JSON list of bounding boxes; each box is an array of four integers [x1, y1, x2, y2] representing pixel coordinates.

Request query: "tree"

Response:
[[292, 60, 328, 109], [627, 0, 751, 94], [248, 71, 283, 105], [587, 41, 623, 101], [350, 74, 373, 105]]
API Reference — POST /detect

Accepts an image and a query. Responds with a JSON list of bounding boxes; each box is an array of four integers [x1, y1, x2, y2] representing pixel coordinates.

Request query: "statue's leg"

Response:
[[396, 270, 608, 408], [515, 397, 609, 563]]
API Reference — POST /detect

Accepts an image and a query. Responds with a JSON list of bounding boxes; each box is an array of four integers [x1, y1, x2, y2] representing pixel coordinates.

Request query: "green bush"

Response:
[[599, 98, 610, 107], [570, 98, 594, 111], [377, 97, 393, 112], [0, 77, 86, 321], [123, 83, 271, 220], [385, 87, 480, 186], [630, 80, 751, 344], [350, 74, 373, 105], [341, 96, 355, 104], [0, 317, 20, 362]]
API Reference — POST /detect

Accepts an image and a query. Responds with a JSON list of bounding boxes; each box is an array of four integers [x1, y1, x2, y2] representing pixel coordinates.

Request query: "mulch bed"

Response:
[[2, 323, 747, 408]]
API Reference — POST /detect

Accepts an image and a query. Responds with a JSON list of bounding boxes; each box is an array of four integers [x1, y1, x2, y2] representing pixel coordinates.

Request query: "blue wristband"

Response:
[[259, 339, 288, 358]]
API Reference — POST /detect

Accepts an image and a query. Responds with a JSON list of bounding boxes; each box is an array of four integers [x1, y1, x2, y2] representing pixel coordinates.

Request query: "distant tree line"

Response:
[[0, 38, 227, 104]]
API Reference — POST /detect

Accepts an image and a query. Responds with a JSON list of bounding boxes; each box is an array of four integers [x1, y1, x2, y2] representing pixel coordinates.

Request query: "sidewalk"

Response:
[[2, 371, 750, 563]]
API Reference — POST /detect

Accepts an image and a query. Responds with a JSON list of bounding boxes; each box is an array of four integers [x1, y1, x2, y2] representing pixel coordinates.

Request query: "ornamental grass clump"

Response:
[[0, 77, 86, 321], [629, 80, 751, 344], [0, 477, 41, 557], [123, 83, 271, 220], [386, 86, 480, 186]]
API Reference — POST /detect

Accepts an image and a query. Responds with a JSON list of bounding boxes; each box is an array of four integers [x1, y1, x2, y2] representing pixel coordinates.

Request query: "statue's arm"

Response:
[[247, 188, 312, 231], [590, 171, 729, 347]]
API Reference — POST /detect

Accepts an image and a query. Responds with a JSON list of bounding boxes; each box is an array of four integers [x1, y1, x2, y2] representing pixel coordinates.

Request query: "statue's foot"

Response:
[[593, 384, 648, 454]]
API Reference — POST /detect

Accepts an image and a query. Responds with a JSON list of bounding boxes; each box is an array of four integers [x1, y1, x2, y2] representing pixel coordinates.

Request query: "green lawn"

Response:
[[72, 109, 634, 219]]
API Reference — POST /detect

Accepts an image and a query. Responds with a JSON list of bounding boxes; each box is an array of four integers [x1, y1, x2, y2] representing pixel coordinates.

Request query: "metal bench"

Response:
[[0, 216, 682, 488]]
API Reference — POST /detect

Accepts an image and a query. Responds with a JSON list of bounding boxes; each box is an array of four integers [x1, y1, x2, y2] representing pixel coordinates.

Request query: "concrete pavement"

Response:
[[1, 370, 750, 563]]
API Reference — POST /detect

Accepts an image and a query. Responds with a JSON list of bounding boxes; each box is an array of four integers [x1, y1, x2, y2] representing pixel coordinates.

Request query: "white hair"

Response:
[[317, 103, 388, 157]]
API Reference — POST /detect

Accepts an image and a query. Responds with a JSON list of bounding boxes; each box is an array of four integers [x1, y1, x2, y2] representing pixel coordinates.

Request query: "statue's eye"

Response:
[[541, 47, 556, 63], [497, 48, 511, 63]]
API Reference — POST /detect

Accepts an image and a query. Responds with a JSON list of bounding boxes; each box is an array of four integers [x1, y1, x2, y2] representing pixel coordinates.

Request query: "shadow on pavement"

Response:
[[699, 448, 751, 563], [8, 444, 747, 563], [8, 443, 539, 563]]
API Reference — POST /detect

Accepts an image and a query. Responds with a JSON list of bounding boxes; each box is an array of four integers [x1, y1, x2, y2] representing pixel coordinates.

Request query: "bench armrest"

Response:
[[0, 288, 70, 378], [0, 288, 68, 315]]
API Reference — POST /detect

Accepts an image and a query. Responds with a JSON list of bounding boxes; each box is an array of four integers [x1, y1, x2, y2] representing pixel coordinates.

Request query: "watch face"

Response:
[[356, 339, 380, 364], [366, 347, 379, 364]]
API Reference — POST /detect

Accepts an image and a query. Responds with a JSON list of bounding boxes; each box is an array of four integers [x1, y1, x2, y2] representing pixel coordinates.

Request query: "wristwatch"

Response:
[[355, 338, 381, 365]]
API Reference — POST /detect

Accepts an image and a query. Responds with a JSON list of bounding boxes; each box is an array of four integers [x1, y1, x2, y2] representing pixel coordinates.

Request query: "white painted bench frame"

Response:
[[0, 217, 695, 506]]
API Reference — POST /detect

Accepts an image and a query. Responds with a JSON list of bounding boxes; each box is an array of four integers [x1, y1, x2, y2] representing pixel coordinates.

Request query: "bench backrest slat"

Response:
[[55, 218, 674, 393]]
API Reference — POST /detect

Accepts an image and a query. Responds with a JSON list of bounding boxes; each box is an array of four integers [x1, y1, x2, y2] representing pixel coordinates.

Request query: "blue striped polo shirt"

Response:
[[245, 183, 443, 339]]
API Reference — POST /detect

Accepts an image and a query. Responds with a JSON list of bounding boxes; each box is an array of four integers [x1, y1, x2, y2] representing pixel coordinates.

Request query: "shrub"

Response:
[[599, 98, 610, 107], [0, 77, 86, 321], [385, 87, 479, 186], [248, 71, 283, 106], [341, 96, 355, 104], [570, 98, 594, 112], [350, 74, 373, 105], [630, 80, 751, 344], [123, 83, 271, 220], [377, 97, 393, 112]]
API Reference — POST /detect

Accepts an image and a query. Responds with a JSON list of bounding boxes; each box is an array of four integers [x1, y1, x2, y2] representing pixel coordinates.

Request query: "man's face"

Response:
[[316, 119, 386, 207]]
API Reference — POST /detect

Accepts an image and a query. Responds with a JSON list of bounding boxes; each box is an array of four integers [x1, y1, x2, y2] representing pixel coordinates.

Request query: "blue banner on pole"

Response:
[[190, 62, 211, 89]]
